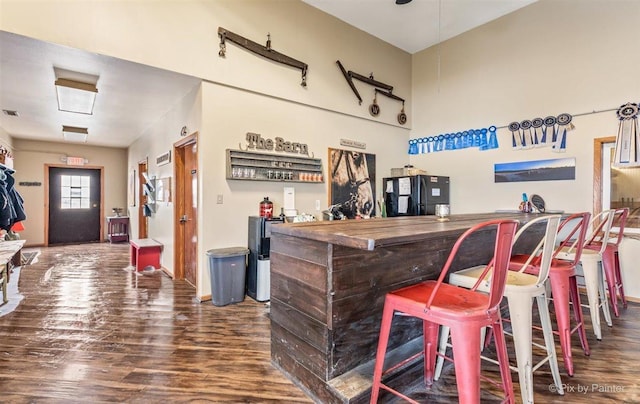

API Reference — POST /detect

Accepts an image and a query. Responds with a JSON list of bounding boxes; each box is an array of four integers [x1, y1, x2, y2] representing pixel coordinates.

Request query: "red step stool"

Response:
[[130, 238, 163, 271]]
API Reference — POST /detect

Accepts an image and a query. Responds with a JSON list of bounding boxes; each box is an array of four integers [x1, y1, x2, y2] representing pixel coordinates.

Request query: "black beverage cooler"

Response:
[[383, 175, 450, 216], [247, 216, 284, 301]]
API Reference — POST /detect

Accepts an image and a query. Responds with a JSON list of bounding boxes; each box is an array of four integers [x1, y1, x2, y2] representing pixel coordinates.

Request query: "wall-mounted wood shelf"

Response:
[[226, 149, 324, 183]]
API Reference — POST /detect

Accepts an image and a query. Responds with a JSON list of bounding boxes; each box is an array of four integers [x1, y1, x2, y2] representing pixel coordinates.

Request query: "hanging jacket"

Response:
[[0, 165, 26, 230]]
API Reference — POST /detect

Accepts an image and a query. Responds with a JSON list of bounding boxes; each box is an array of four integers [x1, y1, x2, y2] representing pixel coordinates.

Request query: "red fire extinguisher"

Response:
[[259, 197, 273, 218]]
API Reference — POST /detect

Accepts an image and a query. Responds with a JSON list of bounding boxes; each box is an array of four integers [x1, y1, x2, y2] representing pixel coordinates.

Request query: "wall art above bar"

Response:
[[494, 157, 576, 183]]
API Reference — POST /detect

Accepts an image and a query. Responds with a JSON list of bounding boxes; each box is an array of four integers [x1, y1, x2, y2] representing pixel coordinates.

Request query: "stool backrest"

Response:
[[511, 215, 562, 285], [552, 212, 591, 265], [585, 209, 615, 255], [425, 219, 519, 312], [610, 207, 630, 248]]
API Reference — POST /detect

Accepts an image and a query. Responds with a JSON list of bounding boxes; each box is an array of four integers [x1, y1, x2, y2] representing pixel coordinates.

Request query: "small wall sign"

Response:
[[156, 151, 171, 166], [340, 139, 366, 149], [18, 181, 42, 187]]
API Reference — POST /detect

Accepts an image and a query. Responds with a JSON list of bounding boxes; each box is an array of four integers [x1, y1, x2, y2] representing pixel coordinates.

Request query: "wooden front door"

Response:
[[174, 133, 198, 286], [47, 166, 102, 245]]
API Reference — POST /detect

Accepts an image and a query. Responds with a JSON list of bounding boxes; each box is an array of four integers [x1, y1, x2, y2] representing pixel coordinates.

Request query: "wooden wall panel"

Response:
[[270, 297, 329, 353], [271, 233, 328, 267], [271, 320, 330, 381], [271, 251, 328, 324], [271, 330, 342, 404]]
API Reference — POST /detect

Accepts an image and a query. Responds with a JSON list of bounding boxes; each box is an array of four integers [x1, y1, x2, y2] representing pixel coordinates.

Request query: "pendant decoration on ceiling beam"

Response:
[[336, 60, 407, 125], [613, 102, 639, 167], [218, 27, 308, 87]]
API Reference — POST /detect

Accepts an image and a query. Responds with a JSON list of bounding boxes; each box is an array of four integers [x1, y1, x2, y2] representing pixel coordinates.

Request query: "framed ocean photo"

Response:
[[494, 157, 576, 183]]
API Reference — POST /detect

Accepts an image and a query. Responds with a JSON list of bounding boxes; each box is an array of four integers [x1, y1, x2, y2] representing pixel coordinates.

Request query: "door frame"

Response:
[[593, 136, 616, 215], [173, 132, 198, 282], [44, 164, 105, 246]]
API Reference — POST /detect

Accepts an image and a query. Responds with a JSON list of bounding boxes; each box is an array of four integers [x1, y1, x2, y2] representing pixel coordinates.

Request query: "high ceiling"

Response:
[[0, 0, 536, 148], [303, 0, 537, 54]]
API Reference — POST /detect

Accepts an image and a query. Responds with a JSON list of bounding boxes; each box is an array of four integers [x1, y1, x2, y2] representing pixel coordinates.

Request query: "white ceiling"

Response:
[[0, 0, 536, 148], [303, 0, 537, 54], [0, 31, 200, 149]]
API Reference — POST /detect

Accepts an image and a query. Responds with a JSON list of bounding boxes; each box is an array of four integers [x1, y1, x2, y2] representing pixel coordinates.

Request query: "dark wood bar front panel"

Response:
[[270, 213, 530, 403]]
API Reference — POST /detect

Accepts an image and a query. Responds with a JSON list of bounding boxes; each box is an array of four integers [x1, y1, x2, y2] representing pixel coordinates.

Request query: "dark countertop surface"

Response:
[[271, 212, 542, 251]]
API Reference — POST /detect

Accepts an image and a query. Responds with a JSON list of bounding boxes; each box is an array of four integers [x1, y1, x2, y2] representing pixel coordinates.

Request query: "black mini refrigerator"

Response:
[[383, 175, 450, 216], [247, 216, 284, 301]]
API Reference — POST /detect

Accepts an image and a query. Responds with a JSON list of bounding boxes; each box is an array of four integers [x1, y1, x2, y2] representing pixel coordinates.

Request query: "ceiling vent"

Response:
[[2, 110, 19, 117]]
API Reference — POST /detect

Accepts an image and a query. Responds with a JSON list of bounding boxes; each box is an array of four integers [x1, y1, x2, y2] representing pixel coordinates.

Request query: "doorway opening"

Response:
[[594, 136, 640, 229], [46, 165, 103, 246], [173, 132, 198, 287]]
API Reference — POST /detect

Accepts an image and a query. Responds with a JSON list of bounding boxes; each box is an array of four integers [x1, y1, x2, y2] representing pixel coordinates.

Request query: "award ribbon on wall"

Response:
[[520, 120, 534, 149], [408, 139, 418, 155], [531, 118, 544, 147], [408, 125, 498, 154], [553, 113, 574, 153], [543, 116, 557, 147], [613, 102, 639, 167], [509, 121, 523, 150]]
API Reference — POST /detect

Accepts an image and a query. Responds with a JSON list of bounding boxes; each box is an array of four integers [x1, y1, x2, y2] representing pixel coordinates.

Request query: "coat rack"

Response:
[[336, 60, 407, 124], [218, 27, 308, 87]]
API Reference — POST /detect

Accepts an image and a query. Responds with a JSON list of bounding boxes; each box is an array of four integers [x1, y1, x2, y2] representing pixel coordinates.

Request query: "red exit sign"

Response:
[[66, 156, 86, 166]]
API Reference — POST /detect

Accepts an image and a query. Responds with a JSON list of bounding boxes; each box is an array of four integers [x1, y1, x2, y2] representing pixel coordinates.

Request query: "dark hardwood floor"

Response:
[[0, 242, 638, 403]]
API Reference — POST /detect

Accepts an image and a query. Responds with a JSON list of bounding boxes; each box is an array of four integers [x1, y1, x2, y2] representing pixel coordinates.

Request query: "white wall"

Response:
[[127, 84, 201, 276], [197, 82, 408, 297], [410, 0, 640, 214], [0, 0, 412, 129], [410, 0, 640, 299], [45, 0, 412, 297]]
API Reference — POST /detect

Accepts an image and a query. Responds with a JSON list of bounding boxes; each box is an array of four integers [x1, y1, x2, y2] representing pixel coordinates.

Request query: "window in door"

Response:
[[602, 142, 640, 229], [61, 175, 91, 209]]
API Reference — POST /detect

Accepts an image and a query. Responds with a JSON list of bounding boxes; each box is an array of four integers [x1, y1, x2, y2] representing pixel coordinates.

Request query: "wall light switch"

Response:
[[315, 199, 321, 211], [217, 194, 223, 204]]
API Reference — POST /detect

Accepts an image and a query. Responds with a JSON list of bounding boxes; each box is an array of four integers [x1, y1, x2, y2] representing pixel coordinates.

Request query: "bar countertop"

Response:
[[271, 212, 534, 251]]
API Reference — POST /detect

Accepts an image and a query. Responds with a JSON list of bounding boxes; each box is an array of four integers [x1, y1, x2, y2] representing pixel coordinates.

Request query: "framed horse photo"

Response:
[[328, 148, 376, 219]]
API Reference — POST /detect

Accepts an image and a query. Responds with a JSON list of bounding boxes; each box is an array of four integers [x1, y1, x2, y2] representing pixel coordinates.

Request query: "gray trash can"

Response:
[[206, 247, 250, 306]]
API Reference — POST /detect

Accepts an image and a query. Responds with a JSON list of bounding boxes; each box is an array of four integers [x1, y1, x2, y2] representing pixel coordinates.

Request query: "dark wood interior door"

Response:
[[48, 167, 101, 245], [183, 142, 198, 286]]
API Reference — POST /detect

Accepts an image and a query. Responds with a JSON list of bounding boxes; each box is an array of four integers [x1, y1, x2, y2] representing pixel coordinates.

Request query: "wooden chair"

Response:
[[370, 219, 519, 404]]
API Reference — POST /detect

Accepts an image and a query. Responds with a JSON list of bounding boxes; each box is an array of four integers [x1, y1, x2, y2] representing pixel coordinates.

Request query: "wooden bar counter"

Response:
[[269, 212, 531, 403]]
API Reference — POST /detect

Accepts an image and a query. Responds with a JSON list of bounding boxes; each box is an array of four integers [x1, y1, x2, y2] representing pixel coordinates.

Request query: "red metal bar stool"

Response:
[[370, 219, 519, 404], [556, 210, 615, 339], [584, 207, 629, 317], [435, 215, 563, 403], [510, 212, 591, 376]]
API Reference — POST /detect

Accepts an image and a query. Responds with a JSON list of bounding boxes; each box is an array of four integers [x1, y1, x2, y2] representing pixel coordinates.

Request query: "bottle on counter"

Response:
[[259, 197, 273, 218], [519, 193, 532, 213]]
